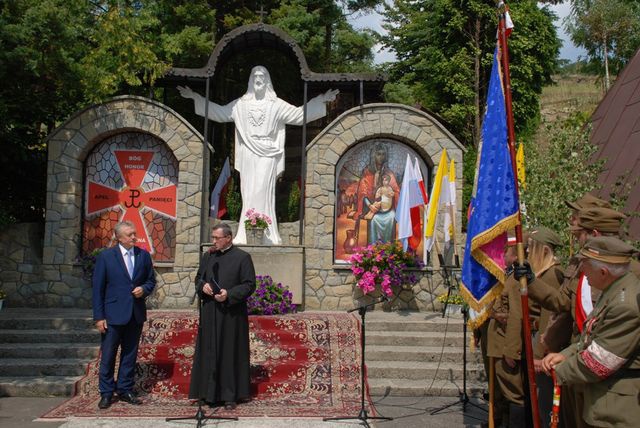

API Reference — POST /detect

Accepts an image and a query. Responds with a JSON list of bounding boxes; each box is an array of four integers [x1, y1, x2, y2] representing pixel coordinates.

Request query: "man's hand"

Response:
[[504, 356, 516, 369], [513, 261, 535, 285], [541, 353, 566, 375], [320, 89, 339, 103], [96, 319, 107, 334], [533, 359, 544, 374], [132, 286, 144, 298], [177, 85, 197, 100], [202, 283, 215, 296], [214, 288, 228, 303]]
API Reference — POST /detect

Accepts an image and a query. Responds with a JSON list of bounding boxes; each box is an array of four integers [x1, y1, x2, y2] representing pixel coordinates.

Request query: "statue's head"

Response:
[[243, 65, 277, 101]]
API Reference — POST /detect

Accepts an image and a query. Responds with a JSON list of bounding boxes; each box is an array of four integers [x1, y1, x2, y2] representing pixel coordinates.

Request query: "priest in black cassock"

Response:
[[189, 223, 256, 410]]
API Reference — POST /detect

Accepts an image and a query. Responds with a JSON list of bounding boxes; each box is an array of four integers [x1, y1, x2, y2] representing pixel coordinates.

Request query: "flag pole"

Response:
[[497, 3, 540, 427]]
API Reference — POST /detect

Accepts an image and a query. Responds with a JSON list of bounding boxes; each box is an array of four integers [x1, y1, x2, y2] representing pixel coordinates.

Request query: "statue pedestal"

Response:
[[239, 245, 304, 306], [246, 228, 265, 245]]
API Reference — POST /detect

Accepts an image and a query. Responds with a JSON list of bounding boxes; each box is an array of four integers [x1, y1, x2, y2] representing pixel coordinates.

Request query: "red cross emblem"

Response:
[[86, 150, 177, 254]]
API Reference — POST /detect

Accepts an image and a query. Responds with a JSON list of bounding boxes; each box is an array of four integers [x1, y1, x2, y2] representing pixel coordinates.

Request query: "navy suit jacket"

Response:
[[92, 245, 156, 325]]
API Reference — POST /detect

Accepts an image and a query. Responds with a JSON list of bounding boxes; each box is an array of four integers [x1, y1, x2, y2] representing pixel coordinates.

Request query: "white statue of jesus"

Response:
[[178, 65, 338, 245]]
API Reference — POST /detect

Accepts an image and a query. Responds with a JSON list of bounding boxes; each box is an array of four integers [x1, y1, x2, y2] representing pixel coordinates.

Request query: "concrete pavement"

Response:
[[0, 395, 489, 428]]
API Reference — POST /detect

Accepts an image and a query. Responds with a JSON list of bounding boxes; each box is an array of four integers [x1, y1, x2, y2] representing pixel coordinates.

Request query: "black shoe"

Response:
[[224, 401, 237, 410], [118, 391, 142, 405], [98, 394, 113, 409]]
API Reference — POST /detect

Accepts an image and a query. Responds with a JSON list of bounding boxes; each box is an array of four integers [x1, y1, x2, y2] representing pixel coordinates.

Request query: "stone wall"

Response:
[[303, 103, 465, 311], [36, 96, 205, 308]]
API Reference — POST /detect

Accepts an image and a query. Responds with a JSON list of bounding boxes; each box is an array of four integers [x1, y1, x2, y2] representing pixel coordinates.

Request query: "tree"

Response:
[[566, 0, 640, 91], [381, 0, 560, 147], [521, 113, 603, 259], [0, 1, 379, 226]]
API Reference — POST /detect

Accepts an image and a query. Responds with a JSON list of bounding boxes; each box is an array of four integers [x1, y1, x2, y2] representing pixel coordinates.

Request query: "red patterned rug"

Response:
[[41, 311, 374, 420]]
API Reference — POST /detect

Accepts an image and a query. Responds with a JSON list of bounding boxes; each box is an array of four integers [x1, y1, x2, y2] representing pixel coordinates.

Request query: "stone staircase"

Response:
[[0, 309, 99, 397], [0, 309, 487, 398], [365, 310, 487, 397]]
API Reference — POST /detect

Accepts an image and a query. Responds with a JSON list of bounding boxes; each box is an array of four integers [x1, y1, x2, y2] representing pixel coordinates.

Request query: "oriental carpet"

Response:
[[41, 311, 375, 419]]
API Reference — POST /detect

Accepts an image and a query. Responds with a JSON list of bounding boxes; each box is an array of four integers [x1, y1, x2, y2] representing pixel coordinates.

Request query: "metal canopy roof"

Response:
[[167, 23, 386, 85]]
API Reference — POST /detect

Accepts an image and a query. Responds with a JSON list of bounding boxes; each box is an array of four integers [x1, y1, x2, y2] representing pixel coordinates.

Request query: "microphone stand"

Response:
[[323, 295, 393, 428], [430, 257, 486, 419], [166, 247, 237, 427]]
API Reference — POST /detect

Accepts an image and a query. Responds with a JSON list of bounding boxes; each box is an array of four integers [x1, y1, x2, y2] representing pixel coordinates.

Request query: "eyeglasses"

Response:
[[211, 235, 231, 241]]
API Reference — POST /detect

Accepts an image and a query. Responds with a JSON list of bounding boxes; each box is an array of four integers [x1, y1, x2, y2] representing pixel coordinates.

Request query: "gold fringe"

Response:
[[470, 213, 521, 283], [460, 281, 504, 317]]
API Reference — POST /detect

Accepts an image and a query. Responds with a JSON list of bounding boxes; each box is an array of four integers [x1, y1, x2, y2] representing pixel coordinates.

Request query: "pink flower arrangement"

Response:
[[349, 241, 422, 297], [244, 208, 272, 230]]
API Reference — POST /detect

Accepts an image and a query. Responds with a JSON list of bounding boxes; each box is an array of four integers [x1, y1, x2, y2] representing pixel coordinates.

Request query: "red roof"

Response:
[[590, 48, 640, 239]]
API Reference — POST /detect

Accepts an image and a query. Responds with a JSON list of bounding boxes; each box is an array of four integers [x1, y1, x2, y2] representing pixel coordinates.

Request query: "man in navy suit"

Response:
[[92, 221, 156, 409]]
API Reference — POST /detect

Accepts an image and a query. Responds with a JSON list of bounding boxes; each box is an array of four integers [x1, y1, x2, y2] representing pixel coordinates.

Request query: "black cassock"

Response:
[[189, 245, 256, 403]]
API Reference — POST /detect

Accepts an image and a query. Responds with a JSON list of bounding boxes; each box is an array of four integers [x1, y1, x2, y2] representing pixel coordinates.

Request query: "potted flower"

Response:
[[0, 288, 6, 311], [244, 209, 272, 245], [437, 293, 465, 315], [247, 275, 297, 315], [349, 241, 422, 301], [76, 247, 107, 279]]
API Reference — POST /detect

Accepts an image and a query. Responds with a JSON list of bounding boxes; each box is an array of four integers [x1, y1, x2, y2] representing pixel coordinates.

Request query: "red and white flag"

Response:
[[395, 154, 428, 251], [210, 157, 231, 219]]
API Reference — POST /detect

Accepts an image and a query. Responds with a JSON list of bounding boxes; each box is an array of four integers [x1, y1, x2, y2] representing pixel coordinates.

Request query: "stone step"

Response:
[[365, 318, 464, 333], [0, 316, 95, 331], [366, 331, 465, 347], [0, 376, 80, 397], [366, 361, 486, 381], [0, 358, 91, 377], [0, 343, 99, 359], [368, 377, 486, 397], [366, 345, 484, 363], [0, 329, 100, 344]]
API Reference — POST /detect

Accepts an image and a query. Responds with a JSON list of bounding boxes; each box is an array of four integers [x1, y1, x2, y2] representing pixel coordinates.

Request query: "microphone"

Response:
[[211, 263, 222, 293]]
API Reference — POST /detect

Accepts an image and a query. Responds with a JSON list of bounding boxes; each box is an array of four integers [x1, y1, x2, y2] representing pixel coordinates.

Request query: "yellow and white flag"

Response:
[[443, 158, 457, 245], [424, 150, 449, 252], [516, 142, 526, 191]]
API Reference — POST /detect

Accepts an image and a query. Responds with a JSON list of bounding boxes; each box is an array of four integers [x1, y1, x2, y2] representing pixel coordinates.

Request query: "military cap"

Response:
[[565, 193, 611, 211], [529, 226, 562, 249], [569, 207, 626, 233], [579, 236, 637, 264]]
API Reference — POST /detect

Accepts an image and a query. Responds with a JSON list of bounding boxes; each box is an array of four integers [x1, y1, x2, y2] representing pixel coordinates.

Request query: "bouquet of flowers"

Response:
[[247, 275, 297, 315], [244, 209, 272, 230], [76, 247, 106, 279], [349, 241, 422, 297], [437, 293, 465, 306]]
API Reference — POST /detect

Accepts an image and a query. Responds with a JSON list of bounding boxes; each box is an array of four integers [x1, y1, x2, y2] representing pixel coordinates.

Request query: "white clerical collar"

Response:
[[219, 243, 233, 253]]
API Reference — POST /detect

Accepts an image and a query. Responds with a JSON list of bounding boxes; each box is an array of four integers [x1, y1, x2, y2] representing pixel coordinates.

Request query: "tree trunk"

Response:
[[473, 18, 482, 148], [603, 34, 610, 92], [325, 22, 332, 71]]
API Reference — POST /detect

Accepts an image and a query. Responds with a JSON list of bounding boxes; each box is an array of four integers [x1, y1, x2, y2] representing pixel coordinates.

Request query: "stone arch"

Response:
[[41, 96, 205, 308], [303, 103, 465, 311]]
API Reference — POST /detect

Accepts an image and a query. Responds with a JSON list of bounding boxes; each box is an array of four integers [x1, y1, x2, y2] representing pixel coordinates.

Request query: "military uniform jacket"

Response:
[[555, 272, 640, 428], [487, 274, 540, 361], [533, 264, 564, 359]]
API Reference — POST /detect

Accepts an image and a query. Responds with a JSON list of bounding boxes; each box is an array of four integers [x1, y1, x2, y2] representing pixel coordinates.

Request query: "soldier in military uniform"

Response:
[[541, 236, 640, 428], [517, 206, 636, 427], [487, 236, 534, 426], [526, 227, 564, 427]]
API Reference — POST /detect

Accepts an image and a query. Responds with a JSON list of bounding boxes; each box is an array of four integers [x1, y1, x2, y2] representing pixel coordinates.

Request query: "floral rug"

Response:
[[41, 311, 374, 419]]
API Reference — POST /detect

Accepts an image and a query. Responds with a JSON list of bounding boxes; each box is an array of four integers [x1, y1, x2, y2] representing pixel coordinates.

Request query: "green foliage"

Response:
[[566, 0, 640, 84], [225, 177, 242, 220], [286, 181, 301, 222], [381, 0, 560, 147], [521, 112, 604, 259], [461, 146, 478, 231]]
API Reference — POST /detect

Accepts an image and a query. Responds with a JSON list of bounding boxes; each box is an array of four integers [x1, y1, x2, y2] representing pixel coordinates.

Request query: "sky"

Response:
[[349, 2, 587, 64]]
